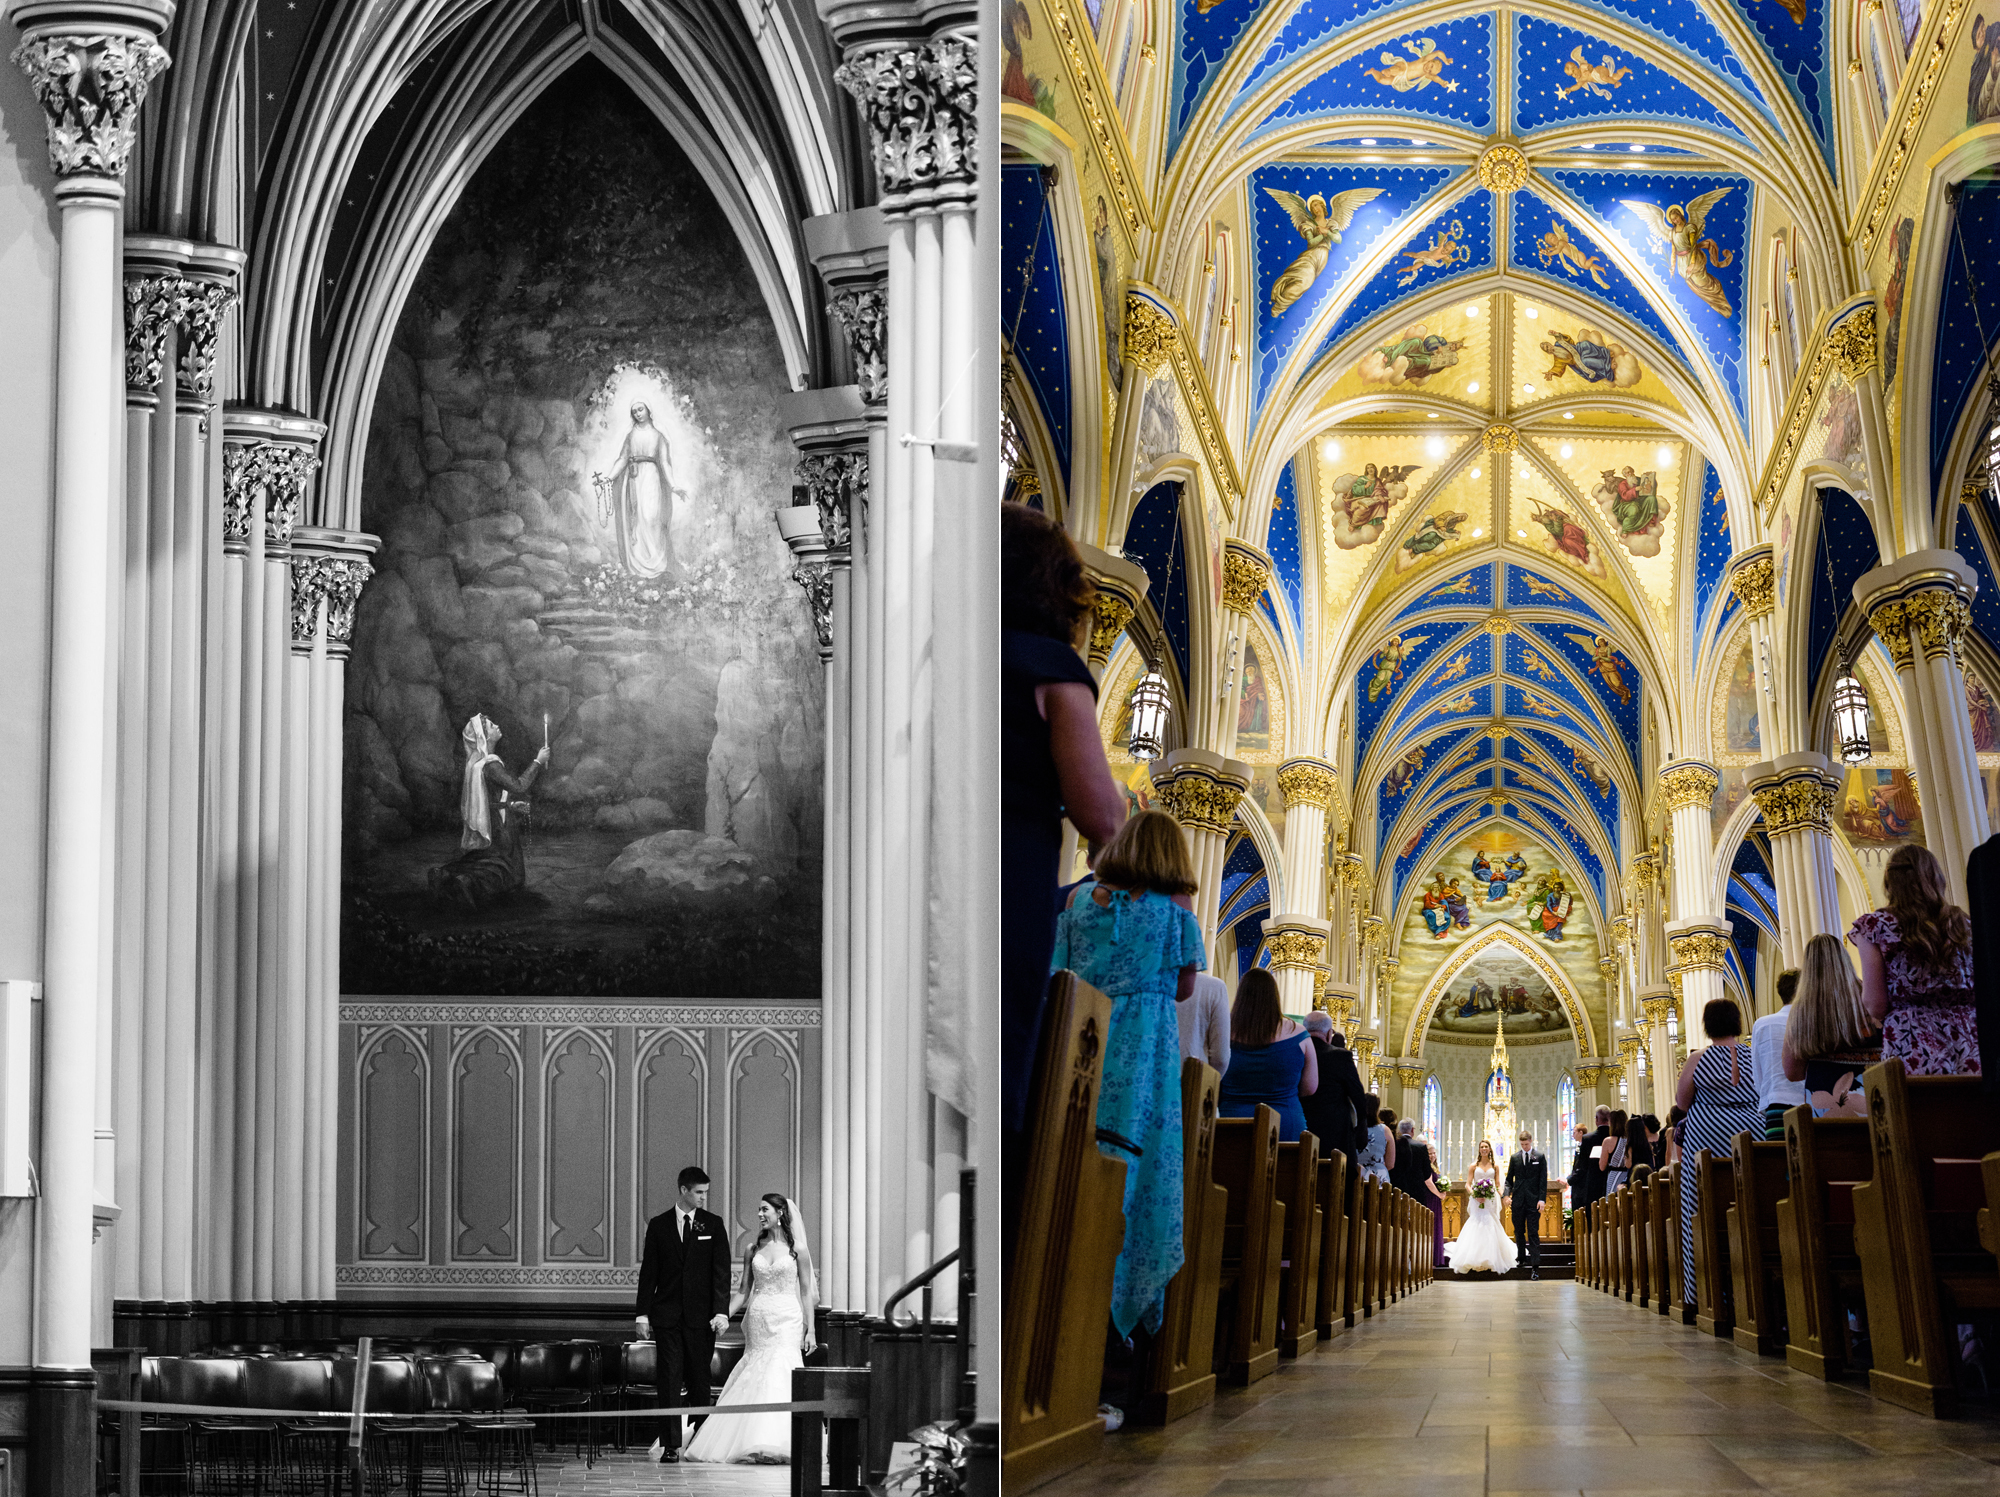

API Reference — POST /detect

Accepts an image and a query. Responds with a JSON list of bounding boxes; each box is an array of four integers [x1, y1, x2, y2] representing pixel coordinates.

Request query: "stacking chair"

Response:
[[611, 1341, 657, 1451], [512, 1341, 601, 1464], [172, 1356, 261, 1497], [440, 1360, 538, 1497], [243, 1357, 336, 1497]]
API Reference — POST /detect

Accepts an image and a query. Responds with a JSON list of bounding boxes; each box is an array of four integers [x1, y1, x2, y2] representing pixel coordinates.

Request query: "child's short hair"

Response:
[[1093, 808, 1198, 895]]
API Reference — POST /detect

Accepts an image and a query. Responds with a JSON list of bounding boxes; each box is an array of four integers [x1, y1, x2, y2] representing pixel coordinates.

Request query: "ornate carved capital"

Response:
[[834, 38, 976, 202], [1751, 770, 1837, 835], [1152, 762, 1248, 833], [1088, 587, 1137, 667], [1276, 757, 1337, 810], [11, 29, 169, 181], [1729, 553, 1776, 619], [1599, 955, 1619, 983], [1221, 541, 1271, 615], [828, 287, 886, 404], [1641, 994, 1677, 1027], [1312, 968, 1329, 1011], [175, 280, 235, 401], [222, 440, 319, 555], [1476, 142, 1530, 193], [1902, 586, 1971, 663], [1350, 1035, 1378, 1067], [1395, 1062, 1427, 1088], [1266, 927, 1327, 970], [289, 554, 373, 651], [1122, 292, 1177, 373], [1632, 852, 1659, 885], [1658, 759, 1720, 811], [1865, 597, 1916, 670], [1482, 422, 1516, 456], [792, 560, 834, 655], [1824, 306, 1879, 381], [797, 451, 864, 555], [1669, 928, 1731, 971], [123, 271, 180, 392]]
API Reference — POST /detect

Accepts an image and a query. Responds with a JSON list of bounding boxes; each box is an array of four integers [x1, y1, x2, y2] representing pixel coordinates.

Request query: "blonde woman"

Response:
[[1782, 933, 1880, 1118]]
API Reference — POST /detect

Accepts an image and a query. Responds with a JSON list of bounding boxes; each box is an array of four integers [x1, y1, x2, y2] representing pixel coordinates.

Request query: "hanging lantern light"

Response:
[[1127, 666, 1171, 761], [1830, 655, 1873, 764]]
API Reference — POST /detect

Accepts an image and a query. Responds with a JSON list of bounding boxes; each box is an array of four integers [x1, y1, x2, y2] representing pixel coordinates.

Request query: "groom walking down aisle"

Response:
[[1506, 1131, 1547, 1281]]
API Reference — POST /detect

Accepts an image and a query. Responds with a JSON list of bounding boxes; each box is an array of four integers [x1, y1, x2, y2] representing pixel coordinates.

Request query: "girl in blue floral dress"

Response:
[[1050, 809, 1206, 1338]]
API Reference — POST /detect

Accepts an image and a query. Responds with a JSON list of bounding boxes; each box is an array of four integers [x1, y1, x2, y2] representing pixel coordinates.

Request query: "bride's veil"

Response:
[[784, 1197, 819, 1304]]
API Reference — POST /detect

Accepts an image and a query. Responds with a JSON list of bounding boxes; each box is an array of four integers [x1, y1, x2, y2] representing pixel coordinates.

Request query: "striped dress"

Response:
[[1677, 1040, 1761, 1304]]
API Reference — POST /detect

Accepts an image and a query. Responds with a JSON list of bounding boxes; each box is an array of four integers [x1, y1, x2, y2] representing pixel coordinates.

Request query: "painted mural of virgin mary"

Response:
[[595, 401, 686, 578]]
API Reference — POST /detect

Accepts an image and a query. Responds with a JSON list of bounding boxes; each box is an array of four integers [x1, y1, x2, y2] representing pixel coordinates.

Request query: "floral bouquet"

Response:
[[1470, 1180, 1496, 1202]]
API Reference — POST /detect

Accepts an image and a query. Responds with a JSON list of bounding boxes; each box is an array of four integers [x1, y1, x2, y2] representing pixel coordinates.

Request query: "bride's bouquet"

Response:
[[1470, 1180, 1496, 1202]]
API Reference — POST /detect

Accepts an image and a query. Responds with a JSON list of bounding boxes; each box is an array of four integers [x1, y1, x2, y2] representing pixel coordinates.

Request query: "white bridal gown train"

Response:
[[682, 1242, 807, 1464], [1443, 1164, 1518, 1274]]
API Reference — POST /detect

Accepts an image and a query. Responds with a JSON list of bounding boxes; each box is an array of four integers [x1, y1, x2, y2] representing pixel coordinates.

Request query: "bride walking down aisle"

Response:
[[1443, 1140, 1517, 1274], [683, 1195, 818, 1464]]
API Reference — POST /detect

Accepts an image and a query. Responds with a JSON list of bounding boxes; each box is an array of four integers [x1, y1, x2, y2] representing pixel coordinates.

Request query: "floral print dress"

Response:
[[1051, 882, 1207, 1336], [1848, 910, 1982, 1076]]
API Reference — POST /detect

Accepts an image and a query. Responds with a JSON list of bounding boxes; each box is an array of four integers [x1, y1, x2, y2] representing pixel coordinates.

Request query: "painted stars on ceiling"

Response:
[[1252, 15, 1496, 140]]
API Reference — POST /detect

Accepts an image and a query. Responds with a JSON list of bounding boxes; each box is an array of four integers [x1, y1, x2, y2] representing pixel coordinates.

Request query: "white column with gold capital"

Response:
[[1080, 544, 1149, 683], [1747, 753, 1841, 968], [1266, 919, 1330, 1018], [1268, 756, 1336, 1013], [1727, 547, 1785, 753], [12, 1, 174, 1383], [1657, 759, 1728, 1047], [1858, 552, 1987, 903], [834, 34, 976, 1308], [1215, 540, 1271, 759], [1152, 748, 1250, 952]]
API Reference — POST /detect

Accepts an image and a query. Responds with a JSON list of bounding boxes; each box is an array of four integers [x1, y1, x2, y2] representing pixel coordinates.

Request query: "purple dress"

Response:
[[1848, 910, 1982, 1076]]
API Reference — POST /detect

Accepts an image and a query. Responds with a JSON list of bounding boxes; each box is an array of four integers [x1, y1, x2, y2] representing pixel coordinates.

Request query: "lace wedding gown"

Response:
[[1443, 1164, 1518, 1274], [683, 1242, 807, 1464]]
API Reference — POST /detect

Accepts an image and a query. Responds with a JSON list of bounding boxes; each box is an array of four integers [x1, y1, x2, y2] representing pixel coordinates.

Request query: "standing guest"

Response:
[[1783, 932, 1881, 1117], [1379, 1107, 1399, 1137], [1001, 504, 1127, 1262], [1569, 1106, 1610, 1230], [1050, 810, 1205, 1346], [636, 1167, 732, 1462], [1664, 1105, 1686, 1169], [1388, 1118, 1421, 1197], [1219, 970, 1317, 1141], [1672, 999, 1763, 1304], [1405, 1127, 1446, 1266], [1178, 972, 1232, 1075], [1597, 1108, 1630, 1193], [1850, 845, 1982, 1076], [1301, 1014, 1367, 1161], [1751, 968, 1805, 1139], [1640, 1115, 1664, 1168], [1605, 1116, 1647, 1195], [1354, 1094, 1395, 1184]]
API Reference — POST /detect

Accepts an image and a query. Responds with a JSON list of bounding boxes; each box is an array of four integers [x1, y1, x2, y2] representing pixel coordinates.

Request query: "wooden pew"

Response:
[[1212, 1107, 1286, 1385], [1274, 1134, 1322, 1358], [1629, 1168, 1652, 1308], [1662, 1162, 1696, 1325], [1585, 1199, 1600, 1290], [1650, 1165, 1675, 1316], [1775, 1108, 1869, 1378], [1727, 1133, 1788, 1355], [1691, 1147, 1736, 1337], [1390, 1190, 1407, 1301], [1002, 972, 1128, 1492], [1360, 1179, 1384, 1316], [1131, 1059, 1224, 1426], [1610, 1187, 1628, 1300], [1852, 1059, 2000, 1416], [1341, 1171, 1371, 1327], [1313, 1153, 1350, 1344]]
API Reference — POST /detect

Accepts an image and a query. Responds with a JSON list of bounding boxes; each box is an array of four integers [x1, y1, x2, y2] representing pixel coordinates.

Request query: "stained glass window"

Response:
[[1422, 1075, 1441, 1144], [1557, 1073, 1576, 1143]]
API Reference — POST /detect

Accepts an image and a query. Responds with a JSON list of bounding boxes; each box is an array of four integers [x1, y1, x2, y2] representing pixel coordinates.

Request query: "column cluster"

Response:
[[1153, 750, 1251, 948], [1267, 756, 1336, 1017]]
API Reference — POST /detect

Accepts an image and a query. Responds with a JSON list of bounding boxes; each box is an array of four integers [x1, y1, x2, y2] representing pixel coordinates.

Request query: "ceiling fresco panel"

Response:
[[1313, 189, 1497, 366], [1511, 15, 1748, 140], [1001, 164, 1074, 481], [1251, 14, 1498, 139], [1519, 619, 1642, 759], [1355, 617, 1478, 764], [1508, 190, 1697, 385], [1506, 293, 1683, 414], [1252, 162, 1459, 412], [1384, 628, 1495, 741], [1394, 561, 1496, 621], [1502, 562, 1608, 624], [1692, 458, 1734, 638], [1716, 0, 1833, 160], [1269, 463, 1307, 634], [1224, 0, 1429, 118], [1378, 724, 1479, 845]]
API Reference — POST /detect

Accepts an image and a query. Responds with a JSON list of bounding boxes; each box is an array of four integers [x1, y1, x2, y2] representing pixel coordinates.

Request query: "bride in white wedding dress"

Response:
[[1443, 1140, 1518, 1274], [684, 1194, 818, 1464]]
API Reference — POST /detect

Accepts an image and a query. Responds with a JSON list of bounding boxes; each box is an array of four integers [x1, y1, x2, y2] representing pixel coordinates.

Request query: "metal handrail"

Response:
[[882, 1248, 961, 1329]]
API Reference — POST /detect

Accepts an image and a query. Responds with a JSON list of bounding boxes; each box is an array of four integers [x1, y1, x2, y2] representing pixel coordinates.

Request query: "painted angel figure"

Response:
[[1264, 186, 1385, 315], [1368, 631, 1427, 703], [1565, 632, 1634, 706], [1556, 45, 1631, 100], [1364, 36, 1458, 93], [1619, 188, 1738, 317]]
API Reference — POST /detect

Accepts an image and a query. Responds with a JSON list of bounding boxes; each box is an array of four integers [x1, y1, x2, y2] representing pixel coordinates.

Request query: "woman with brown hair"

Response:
[[1850, 844, 1982, 1075], [1217, 968, 1318, 1140], [1050, 809, 1205, 1342], [1782, 932, 1880, 1117]]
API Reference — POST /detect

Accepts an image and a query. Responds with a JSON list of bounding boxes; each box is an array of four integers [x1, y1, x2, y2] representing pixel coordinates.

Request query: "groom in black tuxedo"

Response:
[[1505, 1131, 1547, 1280], [637, 1166, 732, 1460]]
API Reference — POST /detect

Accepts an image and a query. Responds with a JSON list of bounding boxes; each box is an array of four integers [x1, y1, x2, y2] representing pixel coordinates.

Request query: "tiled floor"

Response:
[[539, 1450, 791, 1495], [1040, 1280, 2000, 1495]]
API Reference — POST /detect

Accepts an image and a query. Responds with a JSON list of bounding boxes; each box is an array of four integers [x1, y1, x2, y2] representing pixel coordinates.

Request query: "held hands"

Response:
[[710, 1314, 728, 1336]]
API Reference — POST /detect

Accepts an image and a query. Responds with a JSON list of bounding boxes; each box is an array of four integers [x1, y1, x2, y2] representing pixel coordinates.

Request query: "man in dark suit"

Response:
[[1506, 1130, 1548, 1280], [1568, 1106, 1611, 1233], [636, 1166, 732, 1461], [1301, 1013, 1367, 1161]]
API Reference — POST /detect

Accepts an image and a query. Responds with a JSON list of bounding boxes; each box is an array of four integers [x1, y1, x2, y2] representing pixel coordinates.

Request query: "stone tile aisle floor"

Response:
[[1037, 1280, 2000, 1496], [537, 1450, 791, 1496]]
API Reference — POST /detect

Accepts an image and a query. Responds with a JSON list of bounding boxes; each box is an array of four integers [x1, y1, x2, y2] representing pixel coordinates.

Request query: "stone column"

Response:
[[1152, 748, 1250, 951], [1857, 552, 1987, 902], [1265, 918, 1330, 1018], [779, 381, 869, 1315], [834, 34, 977, 1307], [1668, 921, 1733, 1050], [286, 531, 373, 1309], [1639, 987, 1676, 1113], [12, 10, 172, 1448], [1573, 1062, 1600, 1125], [1215, 541, 1271, 759], [1351, 1034, 1378, 1092], [1079, 545, 1149, 682], [1728, 547, 1783, 753], [1395, 1061, 1427, 1122], [1747, 753, 1841, 966]]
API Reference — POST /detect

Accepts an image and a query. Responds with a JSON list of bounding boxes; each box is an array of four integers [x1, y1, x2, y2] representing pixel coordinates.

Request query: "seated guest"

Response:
[[1178, 972, 1231, 1075], [1301, 1013, 1366, 1161], [1751, 968, 1805, 1139], [1605, 1115, 1646, 1194], [1219, 970, 1317, 1141], [1851, 844, 1981, 1076], [1354, 1093, 1394, 1183], [1782, 932, 1881, 1118]]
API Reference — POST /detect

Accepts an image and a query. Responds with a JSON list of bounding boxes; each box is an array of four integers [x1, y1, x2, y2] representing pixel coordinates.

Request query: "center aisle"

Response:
[[1041, 1282, 2000, 1495]]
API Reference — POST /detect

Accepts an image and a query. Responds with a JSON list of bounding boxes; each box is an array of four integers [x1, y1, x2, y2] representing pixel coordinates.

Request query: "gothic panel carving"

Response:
[[639, 1030, 708, 1226], [544, 1030, 613, 1261], [358, 1029, 428, 1259], [452, 1030, 520, 1260], [728, 1030, 799, 1243]]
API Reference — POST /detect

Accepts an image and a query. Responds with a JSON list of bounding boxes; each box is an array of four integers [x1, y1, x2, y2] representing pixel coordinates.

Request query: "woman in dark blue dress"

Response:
[[1219, 969, 1318, 1141]]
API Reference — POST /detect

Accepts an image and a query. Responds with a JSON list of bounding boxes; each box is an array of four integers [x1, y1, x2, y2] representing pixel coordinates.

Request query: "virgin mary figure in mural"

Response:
[[596, 402, 686, 579], [429, 714, 548, 912]]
